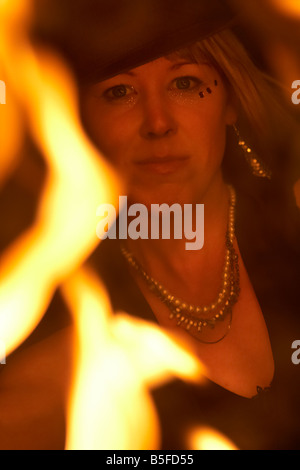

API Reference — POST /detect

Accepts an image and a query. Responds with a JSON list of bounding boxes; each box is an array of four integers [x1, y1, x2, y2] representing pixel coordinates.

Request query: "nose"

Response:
[[139, 93, 177, 140]]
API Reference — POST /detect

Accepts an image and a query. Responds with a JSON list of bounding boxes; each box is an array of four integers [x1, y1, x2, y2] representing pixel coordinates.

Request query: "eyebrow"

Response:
[[121, 61, 198, 77], [169, 61, 198, 70], [122, 70, 137, 77]]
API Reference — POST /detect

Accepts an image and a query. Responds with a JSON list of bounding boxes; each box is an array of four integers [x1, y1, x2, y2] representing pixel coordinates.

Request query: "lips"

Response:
[[134, 155, 189, 175]]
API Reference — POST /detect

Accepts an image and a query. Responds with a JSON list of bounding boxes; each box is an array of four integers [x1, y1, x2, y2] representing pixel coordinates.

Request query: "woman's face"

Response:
[[81, 56, 237, 206]]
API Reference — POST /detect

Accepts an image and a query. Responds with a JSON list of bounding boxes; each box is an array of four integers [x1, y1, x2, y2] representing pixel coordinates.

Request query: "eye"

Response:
[[103, 84, 136, 100], [171, 76, 202, 91]]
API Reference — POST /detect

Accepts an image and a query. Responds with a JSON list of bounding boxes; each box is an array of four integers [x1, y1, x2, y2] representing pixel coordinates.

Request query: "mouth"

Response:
[[134, 155, 190, 175]]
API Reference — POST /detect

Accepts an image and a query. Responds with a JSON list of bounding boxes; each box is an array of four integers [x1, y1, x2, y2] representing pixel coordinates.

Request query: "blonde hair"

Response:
[[169, 28, 293, 166]]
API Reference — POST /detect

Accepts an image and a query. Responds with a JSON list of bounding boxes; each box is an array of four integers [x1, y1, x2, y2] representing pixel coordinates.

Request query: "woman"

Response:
[[81, 36, 274, 399], [1, 0, 300, 450], [69, 1, 299, 448]]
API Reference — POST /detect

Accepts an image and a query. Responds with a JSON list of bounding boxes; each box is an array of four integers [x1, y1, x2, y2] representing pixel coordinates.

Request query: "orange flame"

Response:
[[188, 426, 238, 450], [0, 0, 242, 451], [62, 268, 204, 450], [0, 1, 26, 184], [0, 0, 120, 355], [267, 0, 300, 18]]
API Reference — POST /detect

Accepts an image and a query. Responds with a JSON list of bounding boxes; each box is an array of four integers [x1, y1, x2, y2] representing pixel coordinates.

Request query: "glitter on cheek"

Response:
[[168, 89, 206, 105], [100, 94, 139, 110], [122, 95, 138, 107]]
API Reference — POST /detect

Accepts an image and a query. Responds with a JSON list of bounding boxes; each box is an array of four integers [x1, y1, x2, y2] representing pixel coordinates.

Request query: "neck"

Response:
[[124, 178, 231, 290]]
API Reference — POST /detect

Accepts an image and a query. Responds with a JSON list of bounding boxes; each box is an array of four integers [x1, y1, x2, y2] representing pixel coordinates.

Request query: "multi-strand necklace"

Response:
[[121, 186, 240, 344]]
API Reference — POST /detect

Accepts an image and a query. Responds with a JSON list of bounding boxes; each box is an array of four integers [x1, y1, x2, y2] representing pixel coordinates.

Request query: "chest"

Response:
[[134, 250, 275, 399]]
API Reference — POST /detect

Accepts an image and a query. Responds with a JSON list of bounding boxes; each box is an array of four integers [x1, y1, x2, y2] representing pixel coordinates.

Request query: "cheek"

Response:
[[176, 80, 230, 135], [93, 122, 126, 161], [81, 96, 135, 162], [184, 100, 228, 154], [179, 101, 229, 183]]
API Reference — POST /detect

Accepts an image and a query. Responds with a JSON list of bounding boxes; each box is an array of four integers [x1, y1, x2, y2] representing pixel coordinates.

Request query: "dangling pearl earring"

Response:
[[233, 125, 272, 179]]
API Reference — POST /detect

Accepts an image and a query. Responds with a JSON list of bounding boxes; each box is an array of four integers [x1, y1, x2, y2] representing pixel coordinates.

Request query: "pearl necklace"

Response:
[[121, 186, 240, 343]]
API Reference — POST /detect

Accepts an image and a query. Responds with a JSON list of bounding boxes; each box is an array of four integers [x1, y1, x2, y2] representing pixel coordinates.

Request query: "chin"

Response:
[[127, 185, 200, 208]]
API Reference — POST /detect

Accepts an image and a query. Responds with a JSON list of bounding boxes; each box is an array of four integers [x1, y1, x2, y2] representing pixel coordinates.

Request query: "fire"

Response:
[[0, 0, 238, 451], [0, 3, 25, 186], [62, 267, 204, 450], [0, 0, 120, 355], [188, 427, 239, 451], [267, 0, 300, 18]]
